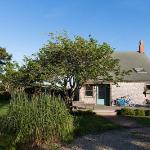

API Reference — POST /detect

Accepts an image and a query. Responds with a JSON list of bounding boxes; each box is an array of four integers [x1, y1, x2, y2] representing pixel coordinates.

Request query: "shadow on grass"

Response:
[[127, 116, 150, 127], [72, 110, 120, 136], [0, 101, 9, 116]]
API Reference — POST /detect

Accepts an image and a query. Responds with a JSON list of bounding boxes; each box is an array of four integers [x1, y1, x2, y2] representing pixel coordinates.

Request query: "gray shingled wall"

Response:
[[79, 82, 150, 105], [111, 82, 150, 105]]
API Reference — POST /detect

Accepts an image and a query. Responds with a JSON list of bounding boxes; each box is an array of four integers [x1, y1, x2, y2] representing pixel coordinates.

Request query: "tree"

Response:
[[2, 61, 21, 91], [33, 33, 130, 107], [0, 47, 25, 92], [0, 47, 12, 74]]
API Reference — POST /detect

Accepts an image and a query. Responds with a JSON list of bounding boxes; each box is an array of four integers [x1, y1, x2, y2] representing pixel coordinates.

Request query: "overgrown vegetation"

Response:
[[0, 96, 119, 149], [0, 94, 74, 149]]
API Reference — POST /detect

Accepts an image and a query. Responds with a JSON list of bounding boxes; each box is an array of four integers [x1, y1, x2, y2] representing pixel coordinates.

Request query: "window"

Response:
[[85, 85, 93, 96], [146, 84, 150, 90], [133, 67, 147, 73], [145, 84, 150, 94]]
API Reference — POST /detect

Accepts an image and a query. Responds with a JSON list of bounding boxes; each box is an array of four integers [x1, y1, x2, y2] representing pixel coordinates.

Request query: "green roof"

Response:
[[113, 51, 150, 82]]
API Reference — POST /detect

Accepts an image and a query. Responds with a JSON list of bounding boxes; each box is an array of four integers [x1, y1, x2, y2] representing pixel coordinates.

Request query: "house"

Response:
[[78, 40, 150, 106]]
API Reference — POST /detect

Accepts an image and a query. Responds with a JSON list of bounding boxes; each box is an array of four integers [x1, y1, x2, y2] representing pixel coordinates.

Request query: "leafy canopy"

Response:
[[1, 33, 129, 103], [0, 47, 12, 74], [32, 33, 129, 102]]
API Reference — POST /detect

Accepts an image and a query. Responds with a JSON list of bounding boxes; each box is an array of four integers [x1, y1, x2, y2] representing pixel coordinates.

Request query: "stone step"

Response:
[[93, 109, 116, 113], [93, 110, 117, 116], [95, 112, 117, 116]]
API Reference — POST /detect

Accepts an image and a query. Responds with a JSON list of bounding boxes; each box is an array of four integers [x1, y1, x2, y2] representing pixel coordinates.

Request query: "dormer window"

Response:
[[133, 67, 147, 73]]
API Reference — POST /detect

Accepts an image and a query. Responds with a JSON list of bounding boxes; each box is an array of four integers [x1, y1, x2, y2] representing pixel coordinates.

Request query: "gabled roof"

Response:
[[113, 51, 150, 82]]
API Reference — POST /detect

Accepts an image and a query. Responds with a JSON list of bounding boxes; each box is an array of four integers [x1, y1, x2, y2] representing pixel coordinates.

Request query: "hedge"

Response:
[[118, 108, 150, 116]]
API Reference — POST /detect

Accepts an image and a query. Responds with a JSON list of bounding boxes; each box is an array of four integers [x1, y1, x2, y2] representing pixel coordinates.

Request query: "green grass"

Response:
[[0, 101, 10, 149], [128, 116, 150, 127], [73, 111, 119, 136], [0, 101, 9, 116]]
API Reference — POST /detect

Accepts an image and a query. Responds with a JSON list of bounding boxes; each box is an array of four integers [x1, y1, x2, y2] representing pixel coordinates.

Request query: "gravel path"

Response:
[[63, 127, 150, 150], [62, 116, 150, 150]]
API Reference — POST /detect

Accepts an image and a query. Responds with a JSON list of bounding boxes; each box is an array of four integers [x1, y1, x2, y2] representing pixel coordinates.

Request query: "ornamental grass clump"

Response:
[[0, 93, 74, 148]]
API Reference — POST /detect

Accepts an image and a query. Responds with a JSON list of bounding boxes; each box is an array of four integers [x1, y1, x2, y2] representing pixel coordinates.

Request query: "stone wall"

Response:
[[111, 82, 150, 105], [79, 86, 96, 104]]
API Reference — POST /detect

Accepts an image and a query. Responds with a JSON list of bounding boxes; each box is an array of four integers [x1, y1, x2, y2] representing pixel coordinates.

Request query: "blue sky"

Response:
[[0, 0, 150, 63]]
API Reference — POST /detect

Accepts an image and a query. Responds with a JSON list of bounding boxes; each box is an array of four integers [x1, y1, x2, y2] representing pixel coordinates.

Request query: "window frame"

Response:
[[85, 85, 93, 97], [145, 84, 150, 94]]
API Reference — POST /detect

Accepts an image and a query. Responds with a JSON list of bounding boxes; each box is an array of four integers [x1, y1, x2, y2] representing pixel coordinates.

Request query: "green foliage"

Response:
[[2, 61, 20, 88], [0, 33, 130, 107], [0, 47, 21, 91], [0, 47, 12, 74], [119, 108, 150, 117], [21, 32, 129, 106], [119, 108, 135, 116], [0, 94, 74, 148], [134, 109, 145, 116], [145, 110, 150, 116]]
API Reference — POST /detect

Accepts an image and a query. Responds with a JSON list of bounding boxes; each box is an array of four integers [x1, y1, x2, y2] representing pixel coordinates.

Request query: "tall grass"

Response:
[[0, 93, 74, 149]]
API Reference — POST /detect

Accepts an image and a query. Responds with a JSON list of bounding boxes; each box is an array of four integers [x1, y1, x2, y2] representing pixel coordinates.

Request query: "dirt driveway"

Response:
[[63, 115, 150, 150], [64, 127, 150, 150]]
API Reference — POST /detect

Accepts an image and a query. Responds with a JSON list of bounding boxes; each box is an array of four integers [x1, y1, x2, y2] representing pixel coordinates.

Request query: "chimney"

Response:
[[139, 40, 144, 53]]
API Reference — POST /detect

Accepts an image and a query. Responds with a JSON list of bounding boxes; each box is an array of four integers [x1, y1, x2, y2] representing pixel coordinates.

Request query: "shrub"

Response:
[[0, 91, 11, 101], [119, 108, 135, 116], [145, 110, 150, 116], [134, 109, 145, 116], [0, 93, 74, 148]]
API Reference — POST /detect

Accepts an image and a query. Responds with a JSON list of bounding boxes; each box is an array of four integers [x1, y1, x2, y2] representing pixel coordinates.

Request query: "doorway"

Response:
[[96, 84, 110, 106]]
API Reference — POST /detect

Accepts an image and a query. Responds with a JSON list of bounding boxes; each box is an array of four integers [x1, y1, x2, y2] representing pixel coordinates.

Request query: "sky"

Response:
[[0, 0, 150, 63]]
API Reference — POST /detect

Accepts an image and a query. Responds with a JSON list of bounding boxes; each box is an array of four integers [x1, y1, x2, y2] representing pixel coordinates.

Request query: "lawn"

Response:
[[0, 101, 9, 149], [0, 101, 9, 116], [128, 116, 150, 127], [73, 111, 119, 136]]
